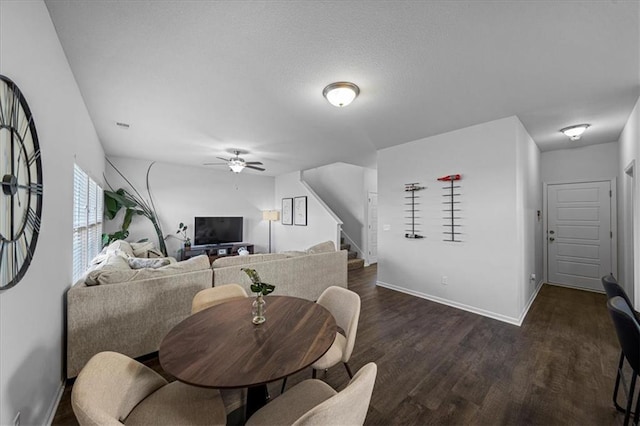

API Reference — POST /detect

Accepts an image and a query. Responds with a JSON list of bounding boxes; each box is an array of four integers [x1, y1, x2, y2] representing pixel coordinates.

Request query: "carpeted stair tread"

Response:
[[340, 243, 351, 251], [348, 250, 358, 259], [347, 258, 365, 270]]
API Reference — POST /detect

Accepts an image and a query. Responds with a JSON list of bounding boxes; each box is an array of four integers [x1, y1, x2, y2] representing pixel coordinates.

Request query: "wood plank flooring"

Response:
[[53, 265, 631, 425]]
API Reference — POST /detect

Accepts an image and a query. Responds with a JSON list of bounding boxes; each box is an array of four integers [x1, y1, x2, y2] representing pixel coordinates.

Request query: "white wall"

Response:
[[303, 162, 377, 256], [0, 1, 105, 424], [377, 116, 529, 323], [274, 172, 341, 252], [103, 158, 276, 256], [516, 119, 543, 314], [618, 96, 640, 305], [541, 141, 619, 183]]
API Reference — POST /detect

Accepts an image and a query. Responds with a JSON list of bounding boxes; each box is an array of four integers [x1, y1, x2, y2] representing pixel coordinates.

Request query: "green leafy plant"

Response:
[[102, 158, 168, 256], [242, 268, 275, 296]]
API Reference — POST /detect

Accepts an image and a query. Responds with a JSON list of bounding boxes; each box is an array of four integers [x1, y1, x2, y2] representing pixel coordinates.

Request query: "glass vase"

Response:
[[252, 294, 266, 324]]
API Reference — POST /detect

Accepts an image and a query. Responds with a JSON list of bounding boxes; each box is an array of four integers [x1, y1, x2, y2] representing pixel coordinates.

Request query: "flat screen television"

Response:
[[194, 217, 243, 246]]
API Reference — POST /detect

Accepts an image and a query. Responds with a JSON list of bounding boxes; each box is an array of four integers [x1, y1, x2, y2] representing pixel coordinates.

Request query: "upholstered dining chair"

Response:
[[602, 274, 639, 320], [312, 286, 361, 377], [602, 274, 640, 417], [247, 362, 377, 426], [71, 351, 226, 426], [191, 283, 248, 314], [281, 286, 361, 393], [607, 297, 640, 426]]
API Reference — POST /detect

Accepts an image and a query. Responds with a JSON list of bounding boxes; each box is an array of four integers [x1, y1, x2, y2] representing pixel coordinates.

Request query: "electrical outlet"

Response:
[[441, 276, 448, 285], [13, 411, 20, 426]]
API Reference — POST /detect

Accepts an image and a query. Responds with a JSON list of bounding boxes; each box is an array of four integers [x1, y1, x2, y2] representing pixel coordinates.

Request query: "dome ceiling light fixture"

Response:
[[560, 123, 590, 141], [322, 82, 360, 107]]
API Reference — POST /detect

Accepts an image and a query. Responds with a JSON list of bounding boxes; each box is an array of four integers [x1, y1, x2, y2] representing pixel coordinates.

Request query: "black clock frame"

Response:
[[0, 75, 43, 290]]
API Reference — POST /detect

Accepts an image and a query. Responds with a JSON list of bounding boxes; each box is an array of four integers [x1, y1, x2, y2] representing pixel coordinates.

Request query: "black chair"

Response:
[[602, 274, 638, 318], [602, 275, 640, 417], [607, 296, 640, 426]]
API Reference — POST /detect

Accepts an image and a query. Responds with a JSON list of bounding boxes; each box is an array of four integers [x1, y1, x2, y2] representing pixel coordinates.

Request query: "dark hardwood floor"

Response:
[[54, 265, 631, 425]]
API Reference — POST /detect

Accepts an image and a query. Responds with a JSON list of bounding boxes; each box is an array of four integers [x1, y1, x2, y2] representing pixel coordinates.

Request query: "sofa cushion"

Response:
[[281, 250, 308, 258], [211, 254, 288, 269], [86, 255, 210, 286], [306, 241, 336, 254]]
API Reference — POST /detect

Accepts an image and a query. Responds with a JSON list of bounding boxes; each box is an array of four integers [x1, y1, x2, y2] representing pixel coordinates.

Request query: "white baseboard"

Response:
[[46, 381, 65, 425], [376, 280, 524, 326], [518, 279, 544, 325]]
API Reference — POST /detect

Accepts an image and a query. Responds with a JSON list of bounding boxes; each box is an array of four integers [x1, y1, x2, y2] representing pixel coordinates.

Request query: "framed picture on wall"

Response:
[[294, 196, 307, 226], [282, 198, 293, 225]]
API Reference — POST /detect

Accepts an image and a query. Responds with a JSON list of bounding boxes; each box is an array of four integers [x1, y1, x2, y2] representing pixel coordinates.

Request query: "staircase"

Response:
[[341, 237, 365, 271]]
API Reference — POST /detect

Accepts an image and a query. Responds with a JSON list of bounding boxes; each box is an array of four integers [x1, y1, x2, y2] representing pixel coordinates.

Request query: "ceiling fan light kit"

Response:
[[228, 159, 245, 173], [560, 123, 590, 141], [322, 81, 360, 107], [203, 150, 265, 173]]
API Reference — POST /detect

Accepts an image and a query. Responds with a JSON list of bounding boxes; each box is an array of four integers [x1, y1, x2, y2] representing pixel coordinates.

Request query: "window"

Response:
[[72, 165, 103, 282]]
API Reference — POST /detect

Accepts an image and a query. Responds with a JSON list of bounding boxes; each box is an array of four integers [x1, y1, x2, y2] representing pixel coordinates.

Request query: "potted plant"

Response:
[[103, 159, 168, 256], [242, 268, 275, 324], [176, 222, 191, 248]]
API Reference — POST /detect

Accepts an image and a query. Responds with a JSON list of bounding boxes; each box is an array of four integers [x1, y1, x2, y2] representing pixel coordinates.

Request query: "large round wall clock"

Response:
[[0, 75, 43, 290]]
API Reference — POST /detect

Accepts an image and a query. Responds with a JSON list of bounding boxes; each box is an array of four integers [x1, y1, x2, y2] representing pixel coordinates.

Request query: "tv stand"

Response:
[[180, 243, 254, 263]]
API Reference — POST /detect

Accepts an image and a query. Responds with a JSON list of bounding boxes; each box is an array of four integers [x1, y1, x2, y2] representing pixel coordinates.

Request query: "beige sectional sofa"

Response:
[[212, 241, 348, 301], [67, 240, 348, 378], [66, 240, 212, 378]]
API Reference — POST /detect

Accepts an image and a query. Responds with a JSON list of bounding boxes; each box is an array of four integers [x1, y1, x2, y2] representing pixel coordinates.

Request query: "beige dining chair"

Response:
[[312, 285, 361, 378], [71, 351, 226, 426], [191, 283, 248, 314], [247, 362, 376, 426]]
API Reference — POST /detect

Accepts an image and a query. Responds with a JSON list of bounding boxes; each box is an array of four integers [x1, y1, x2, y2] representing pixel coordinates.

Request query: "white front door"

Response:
[[547, 181, 612, 291], [367, 192, 378, 264]]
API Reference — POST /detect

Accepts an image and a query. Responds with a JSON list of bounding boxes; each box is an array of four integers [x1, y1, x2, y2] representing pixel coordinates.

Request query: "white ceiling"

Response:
[[45, 1, 639, 176]]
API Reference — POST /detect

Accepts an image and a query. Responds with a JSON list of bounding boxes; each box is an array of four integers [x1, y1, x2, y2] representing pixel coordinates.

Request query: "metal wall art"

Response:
[[438, 174, 462, 242], [404, 183, 425, 239]]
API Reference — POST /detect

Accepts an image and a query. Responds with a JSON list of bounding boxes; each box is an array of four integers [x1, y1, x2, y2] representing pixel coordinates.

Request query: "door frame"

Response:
[[366, 191, 378, 265], [542, 178, 617, 291], [623, 160, 638, 307]]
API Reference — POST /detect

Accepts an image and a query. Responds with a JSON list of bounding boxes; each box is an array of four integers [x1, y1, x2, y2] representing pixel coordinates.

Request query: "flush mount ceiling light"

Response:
[[560, 124, 590, 141], [322, 82, 360, 107]]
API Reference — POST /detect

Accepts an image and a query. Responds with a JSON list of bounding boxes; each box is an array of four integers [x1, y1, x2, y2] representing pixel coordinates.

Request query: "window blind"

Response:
[[72, 164, 103, 282]]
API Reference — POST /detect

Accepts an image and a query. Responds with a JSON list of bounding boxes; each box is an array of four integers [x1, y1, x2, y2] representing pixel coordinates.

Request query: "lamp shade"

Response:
[[262, 210, 280, 221]]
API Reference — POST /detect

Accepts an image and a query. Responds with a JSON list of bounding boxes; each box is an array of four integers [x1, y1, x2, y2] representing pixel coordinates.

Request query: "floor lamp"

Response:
[[262, 210, 280, 253]]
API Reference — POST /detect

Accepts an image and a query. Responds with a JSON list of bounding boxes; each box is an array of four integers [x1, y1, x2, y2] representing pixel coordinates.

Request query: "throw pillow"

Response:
[[306, 241, 336, 254], [145, 248, 164, 258], [128, 258, 171, 270], [130, 241, 156, 257]]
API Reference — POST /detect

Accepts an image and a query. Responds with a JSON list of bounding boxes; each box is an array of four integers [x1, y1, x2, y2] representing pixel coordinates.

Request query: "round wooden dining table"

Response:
[[159, 295, 337, 418]]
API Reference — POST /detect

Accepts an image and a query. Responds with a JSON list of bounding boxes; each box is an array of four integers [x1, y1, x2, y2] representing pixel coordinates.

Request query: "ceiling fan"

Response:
[[204, 150, 265, 173]]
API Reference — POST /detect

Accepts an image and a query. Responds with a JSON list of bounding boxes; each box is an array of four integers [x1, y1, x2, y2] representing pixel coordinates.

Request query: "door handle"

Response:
[[549, 237, 555, 242], [549, 230, 555, 234]]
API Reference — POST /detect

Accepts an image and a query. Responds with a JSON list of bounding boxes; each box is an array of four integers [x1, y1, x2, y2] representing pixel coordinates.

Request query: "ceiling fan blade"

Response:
[[216, 157, 230, 162], [245, 161, 263, 165], [203, 162, 227, 166], [245, 165, 266, 171]]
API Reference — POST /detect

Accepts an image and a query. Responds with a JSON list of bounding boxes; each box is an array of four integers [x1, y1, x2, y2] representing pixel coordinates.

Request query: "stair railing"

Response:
[[340, 231, 367, 265], [298, 172, 343, 249]]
